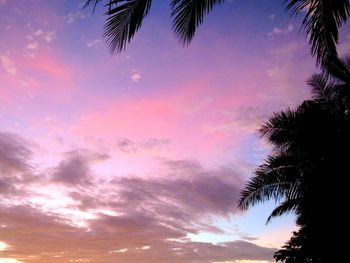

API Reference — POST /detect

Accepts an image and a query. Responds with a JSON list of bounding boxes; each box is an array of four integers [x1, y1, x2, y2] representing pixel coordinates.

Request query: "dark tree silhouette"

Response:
[[239, 57, 350, 262], [84, 0, 350, 66], [286, 0, 350, 65], [83, 1, 350, 262]]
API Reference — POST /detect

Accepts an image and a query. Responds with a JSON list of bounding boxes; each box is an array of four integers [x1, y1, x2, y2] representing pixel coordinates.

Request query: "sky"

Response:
[[0, 0, 349, 263]]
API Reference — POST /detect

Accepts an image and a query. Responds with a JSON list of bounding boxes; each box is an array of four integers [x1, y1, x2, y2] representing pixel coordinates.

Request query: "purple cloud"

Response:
[[0, 132, 32, 175], [51, 150, 109, 186], [0, 204, 275, 263]]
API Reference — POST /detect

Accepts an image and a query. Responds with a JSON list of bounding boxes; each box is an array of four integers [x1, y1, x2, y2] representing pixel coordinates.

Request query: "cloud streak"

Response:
[[0, 204, 275, 263]]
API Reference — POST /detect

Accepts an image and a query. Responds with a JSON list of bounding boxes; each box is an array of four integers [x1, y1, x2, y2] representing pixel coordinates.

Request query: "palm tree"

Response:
[[84, 0, 349, 65], [238, 57, 350, 262], [286, 0, 350, 65]]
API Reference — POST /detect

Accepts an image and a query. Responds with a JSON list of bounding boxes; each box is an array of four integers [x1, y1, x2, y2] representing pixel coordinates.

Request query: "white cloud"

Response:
[[271, 27, 282, 35], [0, 241, 9, 251], [43, 31, 56, 42], [25, 30, 56, 52], [0, 55, 16, 75], [65, 11, 86, 24], [33, 30, 43, 36], [131, 69, 141, 83], [86, 39, 102, 48], [267, 24, 294, 37], [0, 259, 23, 263], [109, 248, 128, 253], [141, 246, 150, 250], [26, 42, 39, 50]]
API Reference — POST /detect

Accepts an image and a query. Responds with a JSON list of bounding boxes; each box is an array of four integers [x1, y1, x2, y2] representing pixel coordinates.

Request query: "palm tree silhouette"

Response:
[[84, 0, 350, 65], [239, 57, 350, 262]]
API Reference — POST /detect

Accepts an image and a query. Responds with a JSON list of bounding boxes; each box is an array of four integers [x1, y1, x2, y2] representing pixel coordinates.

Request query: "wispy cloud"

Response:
[[24, 29, 56, 57], [0, 55, 16, 75], [131, 69, 141, 82], [33, 29, 43, 36], [115, 137, 170, 154], [64, 11, 86, 24], [203, 106, 273, 133], [43, 31, 56, 42], [86, 39, 102, 48], [267, 24, 294, 37], [26, 41, 39, 50]]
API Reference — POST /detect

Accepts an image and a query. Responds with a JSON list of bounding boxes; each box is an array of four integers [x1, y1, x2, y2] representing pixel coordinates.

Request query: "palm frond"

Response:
[[84, 0, 101, 8], [171, 0, 223, 45], [307, 74, 337, 103], [84, 0, 104, 12], [238, 161, 299, 211], [266, 198, 300, 224], [239, 180, 294, 210], [324, 56, 350, 84], [285, 0, 350, 65], [239, 151, 308, 211], [260, 154, 305, 173], [103, 0, 153, 54], [259, 109, 299, 150]]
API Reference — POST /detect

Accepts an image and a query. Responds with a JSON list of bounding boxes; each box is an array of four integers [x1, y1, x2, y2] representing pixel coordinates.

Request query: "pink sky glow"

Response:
[[1, 0, 349, 263]]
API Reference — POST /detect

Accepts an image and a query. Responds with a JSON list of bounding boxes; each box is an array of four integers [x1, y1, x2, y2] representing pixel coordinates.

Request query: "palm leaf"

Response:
[[171, 0, 223, 45], [239, 180, 294, 210], [259, 109, 300, 151], [285, 0, 350, 65], [239, 162, 297, 210], [239, 152, 307, 211], [308, 74, 337, 103], [324, 56, 350, 84], [103, 0, 153, 53], [84, 0, 103, 11], [266, 198, 300, 224]]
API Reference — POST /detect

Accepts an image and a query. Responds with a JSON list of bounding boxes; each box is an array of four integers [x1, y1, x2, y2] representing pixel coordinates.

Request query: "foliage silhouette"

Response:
[[286, 0, 350, 65], [83, 1, 350, 262], [239, 57, 350, 262], [84, 0, 350, 66]]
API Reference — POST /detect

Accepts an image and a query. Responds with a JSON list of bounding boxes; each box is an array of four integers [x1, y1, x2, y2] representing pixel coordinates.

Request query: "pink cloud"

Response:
[[22, 51, 72, 81], [74, 81, 246, 160]]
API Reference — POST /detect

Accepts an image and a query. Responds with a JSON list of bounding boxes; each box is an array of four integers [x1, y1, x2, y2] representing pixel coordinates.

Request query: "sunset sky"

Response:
[[1, 0, 349, 263]]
